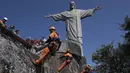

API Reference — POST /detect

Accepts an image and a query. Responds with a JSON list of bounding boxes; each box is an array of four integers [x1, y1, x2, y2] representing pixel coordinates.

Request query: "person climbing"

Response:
[[25, 37, 33, 45], [34, 37, 47, 52], [33, 26, 60, 64], [14, 30, 20, 36], [81, 64, 92, 73], [8, 25, 15, 32], [0, 17, 8, 28], [41, 37, 47, 44], [58, 49, 73, 72], [33, 39, 38, 45]]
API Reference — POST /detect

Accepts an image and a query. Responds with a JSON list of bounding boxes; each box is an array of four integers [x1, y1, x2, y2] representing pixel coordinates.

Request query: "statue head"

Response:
[[70, 1, 76, 10]]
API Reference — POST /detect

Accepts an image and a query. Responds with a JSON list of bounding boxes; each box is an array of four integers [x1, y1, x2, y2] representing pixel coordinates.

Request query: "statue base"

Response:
[[42, 53, 86, 73], [58, 40, 82, 56]]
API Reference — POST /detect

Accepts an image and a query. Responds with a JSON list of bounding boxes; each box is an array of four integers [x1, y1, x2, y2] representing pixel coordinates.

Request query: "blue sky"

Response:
[[0, 0, 129, 66]]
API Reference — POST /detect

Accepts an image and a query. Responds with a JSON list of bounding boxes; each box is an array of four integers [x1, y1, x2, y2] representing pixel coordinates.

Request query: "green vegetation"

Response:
[[92, 16, 130, 73]]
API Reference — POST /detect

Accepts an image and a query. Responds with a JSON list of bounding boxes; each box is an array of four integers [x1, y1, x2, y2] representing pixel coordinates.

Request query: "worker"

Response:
[[25, 37, 32, 45], [41, 37, 47, 44], [33, 26, 60, 64], [0, 17, 8, 29], [33, 39, 38, 45], [58, 49, 73, 72], [14, 30, 20, 36], [81, 64, 92, 73], [8, 25, 15, 32]]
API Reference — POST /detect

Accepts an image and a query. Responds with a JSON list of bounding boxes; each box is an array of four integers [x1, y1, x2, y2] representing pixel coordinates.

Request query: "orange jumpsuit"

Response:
[[81, 65, 92, 73], [58, 52, 73, 72], [0, 20, 6, 28], [34, 31, 59, 64]]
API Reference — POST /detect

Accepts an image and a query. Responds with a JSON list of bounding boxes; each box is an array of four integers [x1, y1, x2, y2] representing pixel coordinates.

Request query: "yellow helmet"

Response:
[[66, 49, 70, 53], [49, 26, 56, 30]]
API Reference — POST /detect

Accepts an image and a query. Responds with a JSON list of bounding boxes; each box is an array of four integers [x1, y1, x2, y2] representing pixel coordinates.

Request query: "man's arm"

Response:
[[44, 32, 56, 43], [58, 55, 65, 59], [0, 20, 6, 27]]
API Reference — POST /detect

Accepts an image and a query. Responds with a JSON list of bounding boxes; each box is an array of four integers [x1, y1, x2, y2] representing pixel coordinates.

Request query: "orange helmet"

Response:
[[49, 26, 56, 30], [66, 49, 70, 53], [87, 64, 91, 67]]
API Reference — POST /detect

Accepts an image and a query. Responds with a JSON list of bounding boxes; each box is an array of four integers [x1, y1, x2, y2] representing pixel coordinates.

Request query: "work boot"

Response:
[[57, 69, 61, 72], [33, 60, 40, 65]]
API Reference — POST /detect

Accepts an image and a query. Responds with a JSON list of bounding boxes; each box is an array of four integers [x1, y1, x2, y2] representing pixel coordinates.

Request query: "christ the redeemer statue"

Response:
[[45, 1, 102, 56]]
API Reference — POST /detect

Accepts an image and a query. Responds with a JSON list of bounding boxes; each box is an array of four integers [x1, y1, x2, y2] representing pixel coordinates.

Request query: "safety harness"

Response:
[[47, 32, 61, 56]]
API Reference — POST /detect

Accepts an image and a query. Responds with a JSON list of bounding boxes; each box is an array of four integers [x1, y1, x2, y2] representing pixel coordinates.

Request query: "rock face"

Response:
[[0, 32, 86, 73], [0, 34, 38, 73], [43, 53, 86, 73]]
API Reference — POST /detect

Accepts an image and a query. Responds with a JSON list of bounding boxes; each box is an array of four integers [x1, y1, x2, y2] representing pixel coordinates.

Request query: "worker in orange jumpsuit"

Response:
[[34, 26, 60, 64], [0, 17, 8, 28], [58, 49, 73, 72], [81, 64, 92, 73]]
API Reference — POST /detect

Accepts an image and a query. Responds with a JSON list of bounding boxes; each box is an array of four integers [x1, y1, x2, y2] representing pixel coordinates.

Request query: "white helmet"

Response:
[[49, 26, 56, 30], [4, 17, 8, 21]]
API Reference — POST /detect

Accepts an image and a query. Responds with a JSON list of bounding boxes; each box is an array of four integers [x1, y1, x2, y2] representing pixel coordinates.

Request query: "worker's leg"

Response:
[[81, 70, 87, 73], [58, 60, 71, 72], [35, 47, 50, 64]]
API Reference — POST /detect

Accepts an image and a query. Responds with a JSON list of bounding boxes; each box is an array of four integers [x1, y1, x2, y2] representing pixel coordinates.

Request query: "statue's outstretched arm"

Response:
[[45, 14, 52, 18], [80, 5, 103, 19], [45, 13, 66, 21], [94, 6, 103, 11]]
